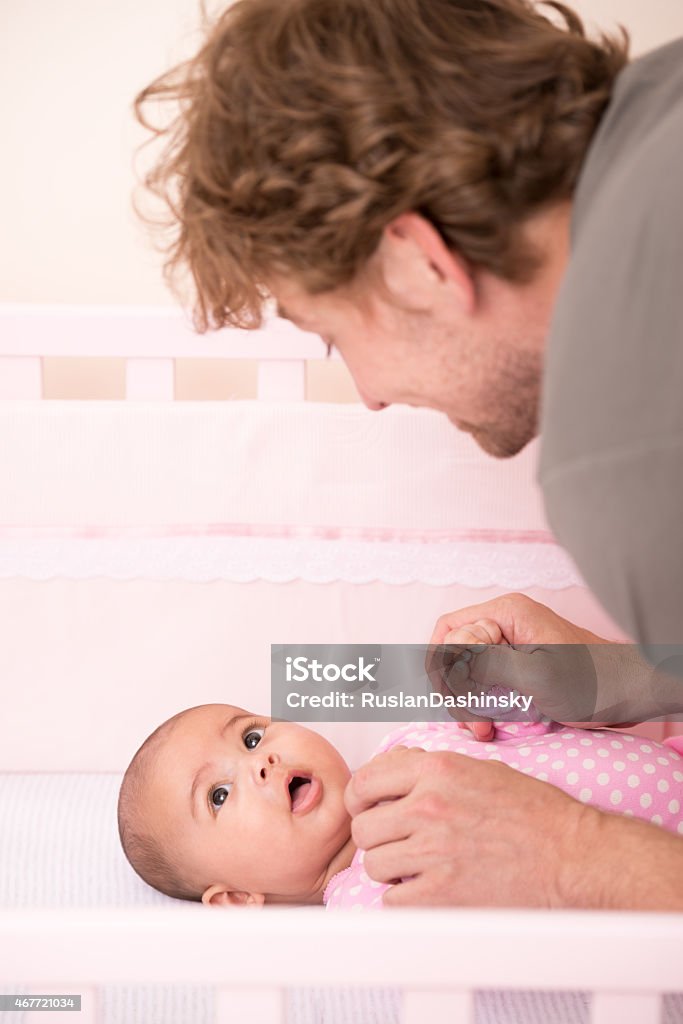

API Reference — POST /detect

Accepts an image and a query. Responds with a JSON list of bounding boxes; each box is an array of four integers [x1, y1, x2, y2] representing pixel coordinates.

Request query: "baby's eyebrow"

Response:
[[190, 762, 212, 821], [189, 713, 251, 819], [220, 712, 249, 738]]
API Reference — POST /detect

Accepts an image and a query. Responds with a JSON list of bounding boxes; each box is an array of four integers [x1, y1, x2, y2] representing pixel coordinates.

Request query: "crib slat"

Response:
[[215, 987, 282, 1023], [257, 360, 305, 400], [592, 991, 660, 1024], [0, 356, 42, 398], [75, 987, 97, 1024], [125, 358, 175, 400], [404, 989, 474, 1024]]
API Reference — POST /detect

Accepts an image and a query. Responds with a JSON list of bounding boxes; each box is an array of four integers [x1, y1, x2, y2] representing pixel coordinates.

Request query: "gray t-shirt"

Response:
[[538, 38, 683, 648]]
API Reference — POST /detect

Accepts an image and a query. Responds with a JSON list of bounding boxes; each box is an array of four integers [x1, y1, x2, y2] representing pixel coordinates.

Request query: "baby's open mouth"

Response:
[[286, 773, 322, 814], [288, 775, 311, 809]]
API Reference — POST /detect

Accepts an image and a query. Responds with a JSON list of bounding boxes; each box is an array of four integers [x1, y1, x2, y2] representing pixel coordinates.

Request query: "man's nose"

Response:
[[254, 751, 281, 783]]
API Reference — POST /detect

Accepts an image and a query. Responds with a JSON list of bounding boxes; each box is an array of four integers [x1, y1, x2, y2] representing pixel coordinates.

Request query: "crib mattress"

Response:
[[1, 773, 682, 1024]]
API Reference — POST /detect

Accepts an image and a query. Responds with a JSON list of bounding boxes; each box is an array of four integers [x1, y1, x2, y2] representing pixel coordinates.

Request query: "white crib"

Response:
[[0, 305, 681, 1024]]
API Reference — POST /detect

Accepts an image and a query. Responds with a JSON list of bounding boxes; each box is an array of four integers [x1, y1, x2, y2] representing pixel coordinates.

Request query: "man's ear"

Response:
[[202, 884, 265, 908], [378, 212, 476, 315]]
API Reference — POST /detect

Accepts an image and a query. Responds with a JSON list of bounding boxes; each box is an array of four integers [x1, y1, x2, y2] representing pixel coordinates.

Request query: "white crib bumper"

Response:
[[0, 401, 582, 586]]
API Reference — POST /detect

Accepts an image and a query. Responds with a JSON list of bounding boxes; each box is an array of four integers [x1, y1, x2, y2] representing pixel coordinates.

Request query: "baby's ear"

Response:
[[202, 884, 265, 909]]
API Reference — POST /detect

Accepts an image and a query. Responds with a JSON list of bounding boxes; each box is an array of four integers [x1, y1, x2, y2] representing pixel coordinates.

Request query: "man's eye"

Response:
[[243, 727, 265, 750], [210, 783, 232, 809]]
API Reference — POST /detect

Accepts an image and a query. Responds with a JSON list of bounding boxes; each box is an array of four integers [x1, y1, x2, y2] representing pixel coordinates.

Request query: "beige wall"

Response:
[[1, 0, 682, 308], [1, 0, 207, 305]]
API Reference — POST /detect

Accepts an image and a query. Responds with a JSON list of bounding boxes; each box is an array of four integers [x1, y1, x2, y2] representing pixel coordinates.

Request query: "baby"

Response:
[[118, 702, 683, 911], [118, 703, 354, 907]]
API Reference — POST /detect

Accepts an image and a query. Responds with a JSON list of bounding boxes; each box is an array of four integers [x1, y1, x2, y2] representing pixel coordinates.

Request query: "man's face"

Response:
[[143, 705, 352, 902], [271, 248, 545, 459]]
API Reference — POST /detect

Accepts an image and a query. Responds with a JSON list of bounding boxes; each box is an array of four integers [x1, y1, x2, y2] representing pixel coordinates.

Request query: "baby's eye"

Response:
[[210, 783, 232, 810], [243, 727, 265, 750]]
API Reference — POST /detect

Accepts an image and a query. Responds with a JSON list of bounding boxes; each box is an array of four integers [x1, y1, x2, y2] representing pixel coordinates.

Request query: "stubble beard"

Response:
[[452, 347, 543, 459]]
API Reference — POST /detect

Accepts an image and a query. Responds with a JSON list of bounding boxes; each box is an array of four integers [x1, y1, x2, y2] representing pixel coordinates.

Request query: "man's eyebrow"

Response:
[[189, 714, 249, 820]]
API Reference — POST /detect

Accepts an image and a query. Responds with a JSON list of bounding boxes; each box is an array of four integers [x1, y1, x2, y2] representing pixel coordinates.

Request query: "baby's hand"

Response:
[[434, 618, 504, 741], [443, 619, 503, 647]]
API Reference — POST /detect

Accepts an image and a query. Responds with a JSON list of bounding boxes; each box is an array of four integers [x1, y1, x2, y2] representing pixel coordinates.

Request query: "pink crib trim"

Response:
[[0, 523, 559, 544]]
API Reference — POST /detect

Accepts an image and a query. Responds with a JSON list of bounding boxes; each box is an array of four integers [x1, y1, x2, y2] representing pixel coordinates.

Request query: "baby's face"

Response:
[[142, 704, 352, 903]]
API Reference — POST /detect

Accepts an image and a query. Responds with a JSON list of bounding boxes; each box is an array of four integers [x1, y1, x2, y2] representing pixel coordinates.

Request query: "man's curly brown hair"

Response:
[[135, 0, 628, 331]]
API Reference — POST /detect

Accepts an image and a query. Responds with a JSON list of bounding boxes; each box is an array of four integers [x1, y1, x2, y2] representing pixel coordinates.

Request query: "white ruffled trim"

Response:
[[0, 536, 581, 587]]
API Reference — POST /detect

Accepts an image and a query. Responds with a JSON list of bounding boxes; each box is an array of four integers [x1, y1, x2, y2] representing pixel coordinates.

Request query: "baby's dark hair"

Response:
[[117, 710, 202, 902]]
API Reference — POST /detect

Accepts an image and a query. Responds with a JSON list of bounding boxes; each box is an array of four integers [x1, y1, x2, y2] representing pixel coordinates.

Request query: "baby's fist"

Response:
[[443, 618, 503, 647], [442, 618, 503, 741]]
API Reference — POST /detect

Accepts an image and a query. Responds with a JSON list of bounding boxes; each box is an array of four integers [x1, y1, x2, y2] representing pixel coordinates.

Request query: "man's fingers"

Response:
[[429, 641, 539, 699], [382, 874, 448, 908], [344, 747, 424, 817], [382, 877, 420, 907], [472, 644, 602, 721], [461, 644, 550, 695], [361, 838, 419, 885], [351, 801, 412, 852]]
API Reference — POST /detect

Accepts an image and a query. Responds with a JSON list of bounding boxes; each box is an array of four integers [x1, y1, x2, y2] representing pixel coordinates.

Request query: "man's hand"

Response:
[[427, 593, 675, 728], [428, 618, 504, 740], [345, 745, 597, 907], [344, 745, 683, 910], [431, 592, 609, 647]]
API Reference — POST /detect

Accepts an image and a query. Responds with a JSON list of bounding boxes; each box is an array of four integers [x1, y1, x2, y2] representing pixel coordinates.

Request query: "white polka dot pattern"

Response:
[[324, 720, 683, 911]]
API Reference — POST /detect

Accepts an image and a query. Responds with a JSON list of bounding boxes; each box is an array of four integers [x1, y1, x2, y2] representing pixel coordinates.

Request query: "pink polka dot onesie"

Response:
[[324, 718, 683, 910]]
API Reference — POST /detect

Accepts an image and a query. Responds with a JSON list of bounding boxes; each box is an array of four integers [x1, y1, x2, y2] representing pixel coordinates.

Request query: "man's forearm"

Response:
[[561, 805, 683, 911]]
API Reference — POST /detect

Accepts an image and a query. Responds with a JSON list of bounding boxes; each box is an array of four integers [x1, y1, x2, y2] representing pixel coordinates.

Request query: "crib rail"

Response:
[[0, 304, 330, 401], [2, 906, 681, 1023]]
